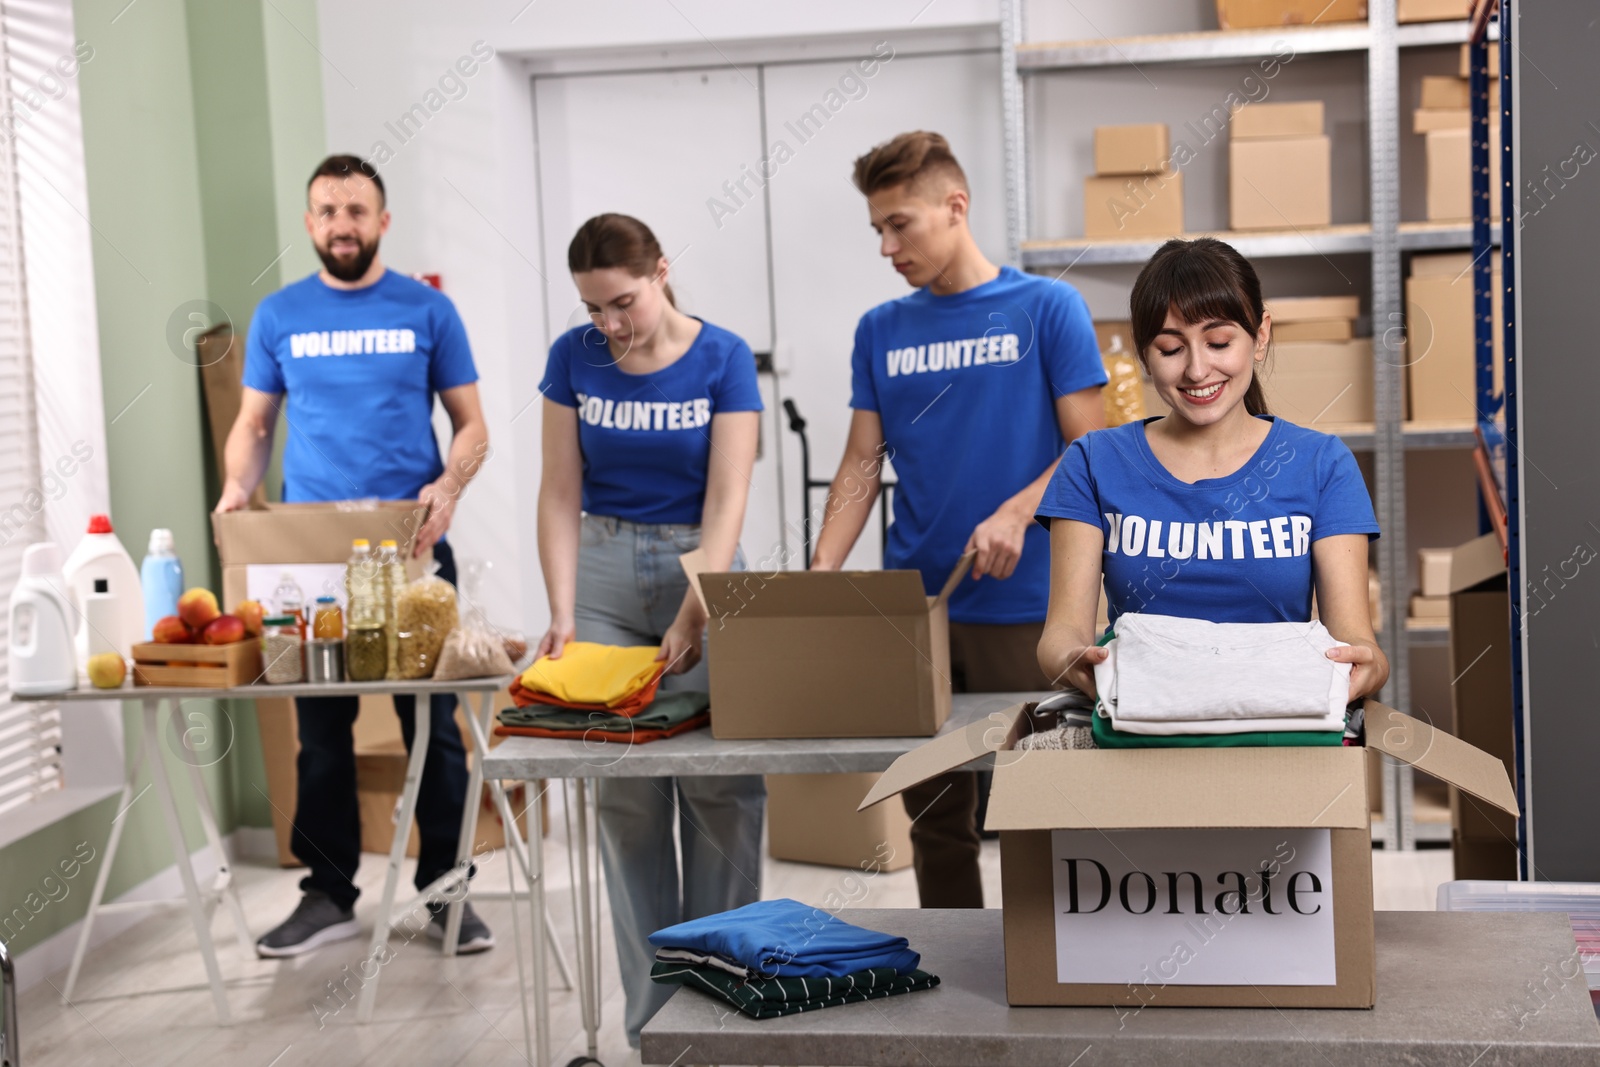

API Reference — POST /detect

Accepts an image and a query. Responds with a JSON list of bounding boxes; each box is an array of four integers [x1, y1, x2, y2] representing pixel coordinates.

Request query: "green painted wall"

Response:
[[0, 0, 324, 957]]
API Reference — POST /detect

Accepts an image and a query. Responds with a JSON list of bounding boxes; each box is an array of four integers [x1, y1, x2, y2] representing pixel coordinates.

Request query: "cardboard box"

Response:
[[1413, 108, 1470, 134], [1263, 339, 1373, 425], [1231, 101, 1325, 141], [1420, 75, 1471, 111], [1216, 0, 1366, 29], [862, 698, 1518, 1007], [1418, 547, 1454, 598], [1229, 136, 1331, 230], [357, 739, 539, 858], [1406, 254, 1474, 421], [1446, 533, 1517, 880], [1426, 128, 1470, 221], [1399, 0, 1467, 21], [1084, 170, 1184, 239], [1409, 594, 1451, 620], [766, 773, 913, 872], [1094, 124, 1170, 176], [1273, 319, 1353, 343], [1459, 42, 1499, 78], [1266, 295, 1360, 322], [683, 552, 971, 740]]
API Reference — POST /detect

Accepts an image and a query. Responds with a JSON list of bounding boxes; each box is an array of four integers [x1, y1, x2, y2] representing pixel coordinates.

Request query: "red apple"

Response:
[[234, 599, 264, 637], [152, 615, 193, 644], [178, 587, 220, 630], [201, 615, 246, 645]]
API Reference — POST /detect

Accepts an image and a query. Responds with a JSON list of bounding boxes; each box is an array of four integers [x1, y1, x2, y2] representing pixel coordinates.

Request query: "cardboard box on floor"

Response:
[[681, 552, 972, 740], [1083, 171, 1184, 239], [861, 698, 1518, 1007], [1216, 0, 1366, 29], [766, 773, 913, 872], [214, 501, 433, 865], [1446, 532, 1519, 881]]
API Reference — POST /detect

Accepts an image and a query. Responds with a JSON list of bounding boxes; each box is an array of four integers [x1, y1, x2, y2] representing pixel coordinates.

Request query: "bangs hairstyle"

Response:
[[851, 130, 968, 197], [307, 154, 385, 205], [567, 213, 675, 307], [1130, 237, 1270, 418]]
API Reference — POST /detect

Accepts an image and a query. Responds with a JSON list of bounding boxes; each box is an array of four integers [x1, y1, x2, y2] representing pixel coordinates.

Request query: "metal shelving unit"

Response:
[[996, 0, 1483, 849]]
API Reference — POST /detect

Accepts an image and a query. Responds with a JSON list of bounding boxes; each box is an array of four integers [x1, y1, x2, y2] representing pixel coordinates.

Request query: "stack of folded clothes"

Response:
[[649, 898, 939, 1019], [496, 641, 710, 744], [1090, 613, 1356, 749]]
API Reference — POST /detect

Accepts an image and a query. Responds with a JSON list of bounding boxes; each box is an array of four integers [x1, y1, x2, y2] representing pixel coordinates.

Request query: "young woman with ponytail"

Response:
[[1036, 237, 1388, 705], [535, 212, 765, 1048]]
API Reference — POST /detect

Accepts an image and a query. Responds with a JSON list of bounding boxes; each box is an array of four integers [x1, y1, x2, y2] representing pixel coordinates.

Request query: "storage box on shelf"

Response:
[[863, 698, 1517, 1007], [131, 639, 263, 688], [1229, 102, 1331, 231], [1215, 0, 1367, 30], [1263, 338, 1374, 425], [1093, 123, 1169, 176], [1398, 0, 1469, 22], [1084, 123, 1183, 239], [1405, 252, 1503, 422], [766, 773, 913, 872]]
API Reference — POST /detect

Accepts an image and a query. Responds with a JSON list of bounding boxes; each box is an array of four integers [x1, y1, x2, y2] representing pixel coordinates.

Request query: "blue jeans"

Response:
[[577, 514, 765, 1047], [292, 540, 470, 910]]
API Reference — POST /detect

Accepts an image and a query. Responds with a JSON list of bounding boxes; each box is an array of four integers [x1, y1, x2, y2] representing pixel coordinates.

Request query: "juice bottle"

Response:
[[312, 596, 344, 639]]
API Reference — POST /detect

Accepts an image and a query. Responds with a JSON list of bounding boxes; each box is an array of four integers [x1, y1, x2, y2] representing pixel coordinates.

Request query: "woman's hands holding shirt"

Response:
[[1313, 533, 1390, 703]]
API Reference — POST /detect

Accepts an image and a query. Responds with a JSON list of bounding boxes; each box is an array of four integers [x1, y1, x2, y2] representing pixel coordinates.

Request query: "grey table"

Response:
[[642, 909, 1600, 1066], [14, 676, 511, 1027], [480, 691, 1042, 1067]]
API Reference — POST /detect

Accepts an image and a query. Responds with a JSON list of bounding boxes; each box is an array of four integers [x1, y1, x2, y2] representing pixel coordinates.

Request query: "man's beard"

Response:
[[317, 235, 379, 282]]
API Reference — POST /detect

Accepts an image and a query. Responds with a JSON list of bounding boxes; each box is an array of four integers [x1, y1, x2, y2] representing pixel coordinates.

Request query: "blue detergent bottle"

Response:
[[140, 528, 184, 639]]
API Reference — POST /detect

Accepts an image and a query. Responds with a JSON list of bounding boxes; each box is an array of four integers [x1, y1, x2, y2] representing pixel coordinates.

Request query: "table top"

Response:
[[642, 909, 1600, 1066], [12, 675, 513, 703], [480, 691, 1039, 779]]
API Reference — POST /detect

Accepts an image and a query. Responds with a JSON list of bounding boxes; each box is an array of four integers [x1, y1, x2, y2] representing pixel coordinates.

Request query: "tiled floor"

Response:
[[15, 785, 1454, 1067]]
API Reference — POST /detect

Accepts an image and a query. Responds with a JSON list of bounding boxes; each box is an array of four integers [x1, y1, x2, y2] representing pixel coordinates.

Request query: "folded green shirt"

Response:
[[499, 690, 709, 733], [650, 961, 939, 1019], [1091, 711, 1345, 749]]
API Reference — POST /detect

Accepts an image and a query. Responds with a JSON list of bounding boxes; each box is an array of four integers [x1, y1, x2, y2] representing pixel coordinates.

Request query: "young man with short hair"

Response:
[[218, 154, 493, 956], [812, 131, 1106, 908]]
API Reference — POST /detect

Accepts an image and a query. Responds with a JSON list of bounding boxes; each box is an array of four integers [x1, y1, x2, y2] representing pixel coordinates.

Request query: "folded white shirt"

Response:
[[1094, 613, 1351, 724]]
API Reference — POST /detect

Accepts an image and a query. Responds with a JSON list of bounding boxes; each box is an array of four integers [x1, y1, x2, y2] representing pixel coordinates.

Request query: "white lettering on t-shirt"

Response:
[[1104, 511, 1314, 561], [288, 328, 416, 358], [884, 333, 1023, 378], [572, 392, 713, 432]]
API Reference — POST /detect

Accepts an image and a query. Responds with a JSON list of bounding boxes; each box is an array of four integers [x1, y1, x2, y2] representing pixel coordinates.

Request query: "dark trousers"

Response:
[[292, 540, 469, 910], [901, 619, 1052, 909]]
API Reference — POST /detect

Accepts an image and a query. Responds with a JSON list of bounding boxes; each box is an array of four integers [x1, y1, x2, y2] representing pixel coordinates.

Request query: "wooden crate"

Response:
[[132, 640, 263, 688]]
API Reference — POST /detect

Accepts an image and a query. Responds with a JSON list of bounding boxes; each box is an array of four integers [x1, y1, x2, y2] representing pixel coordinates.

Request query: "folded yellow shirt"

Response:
[[518, 641, 664, 709]]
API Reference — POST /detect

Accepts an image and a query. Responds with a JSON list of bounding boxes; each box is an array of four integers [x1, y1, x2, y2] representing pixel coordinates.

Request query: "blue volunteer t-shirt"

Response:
[[1036, 416, 1380, 631], [851, 266, 1106, 624], [540, 318, 763, 525], [242, 270, 478, 502]]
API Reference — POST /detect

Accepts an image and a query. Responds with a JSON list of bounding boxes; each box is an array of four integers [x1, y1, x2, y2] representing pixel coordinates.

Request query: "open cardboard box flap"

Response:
[[859, 697, 1519, 824], [679, 552, 972, 619], [1449, 531, 1507, 593]]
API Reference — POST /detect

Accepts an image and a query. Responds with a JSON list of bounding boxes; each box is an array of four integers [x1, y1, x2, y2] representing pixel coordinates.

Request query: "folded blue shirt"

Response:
[[648, 898, 921, 979]]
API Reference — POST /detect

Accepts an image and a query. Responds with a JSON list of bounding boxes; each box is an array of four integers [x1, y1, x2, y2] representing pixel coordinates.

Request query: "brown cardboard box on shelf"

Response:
[[1094, 124, 1170, 176], [1230, 136, 1331, 230], [1266, 295, 1360, 322], [682, 551, 972, 740], [1216, 0, 1366, 29], [862, 697, 1517, 1007], [1413, 109, 1470, 134], [1083, 171, 1185, 239], [1399, 0, 1468, 22], [213, 501, 434, 865], [1262, 339, 1373, 425], [1419, 547, 1454, 598], [1459, 42, 1499, 78], [1409, 594, 1451, 620], [1406, 253, 1473, 421], [1274, 319, 1353, 342], [1425, 128, 1470, 221], [766, 773, 912, 872], [1445, 533, 1518, 881], [1231, 100, 1325, 141], [1420, 75, 1471, 110]]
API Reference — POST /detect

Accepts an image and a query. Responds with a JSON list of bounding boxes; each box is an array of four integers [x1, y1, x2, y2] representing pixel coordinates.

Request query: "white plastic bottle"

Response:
[[140, 528, 183, 639], [9, 542, 78, 695], [61, 514, 143, 669]]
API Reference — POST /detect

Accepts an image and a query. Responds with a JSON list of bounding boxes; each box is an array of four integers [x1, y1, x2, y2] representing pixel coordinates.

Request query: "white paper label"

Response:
[[1050, 827, 1336, 987], [245, 563, 347, 615]]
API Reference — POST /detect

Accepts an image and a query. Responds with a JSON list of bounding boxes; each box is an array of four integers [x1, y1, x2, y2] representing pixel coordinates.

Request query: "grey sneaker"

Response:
[[256, 891, 361, 958], [426, 900, 495, 954]]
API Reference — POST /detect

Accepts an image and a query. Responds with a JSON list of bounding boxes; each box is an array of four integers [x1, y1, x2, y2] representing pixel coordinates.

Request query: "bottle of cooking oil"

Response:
[[1102, 334, 1148, 428], [377, 539, 407, 680]]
